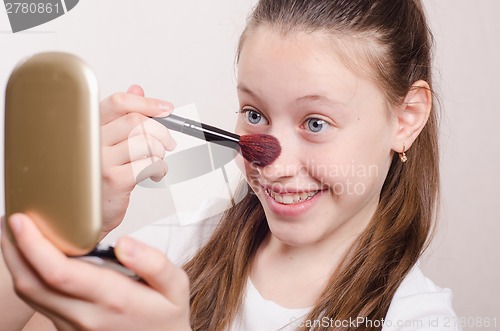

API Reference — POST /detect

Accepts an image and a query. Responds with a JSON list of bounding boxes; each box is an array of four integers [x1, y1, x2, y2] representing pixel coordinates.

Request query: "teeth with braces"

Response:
[[266, 189, 319, 205]]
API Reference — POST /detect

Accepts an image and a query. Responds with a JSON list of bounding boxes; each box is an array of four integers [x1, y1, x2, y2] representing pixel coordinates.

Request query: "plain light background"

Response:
[[0, 0, 498, 327]]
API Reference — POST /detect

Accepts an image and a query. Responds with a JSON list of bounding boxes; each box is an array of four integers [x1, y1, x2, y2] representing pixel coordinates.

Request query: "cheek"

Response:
[[308, 148, 386, 196], [235, 117, 257, 136], [310, 117, 393, 189], [234, 120, 245, 136], [235, 156, 261, 188]]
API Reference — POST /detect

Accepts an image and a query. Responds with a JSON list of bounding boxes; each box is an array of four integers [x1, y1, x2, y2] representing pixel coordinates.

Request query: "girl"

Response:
[[1, 0, 459, 330]]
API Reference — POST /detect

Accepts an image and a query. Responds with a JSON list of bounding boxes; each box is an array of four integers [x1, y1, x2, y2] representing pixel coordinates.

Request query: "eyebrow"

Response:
[[295, 94, 344, 107], [237, 85, 257, 98], [238, 84, 345, 108]]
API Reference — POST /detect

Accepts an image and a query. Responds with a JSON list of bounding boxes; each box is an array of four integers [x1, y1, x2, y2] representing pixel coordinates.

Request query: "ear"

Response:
[[391, 80, 432, 153]]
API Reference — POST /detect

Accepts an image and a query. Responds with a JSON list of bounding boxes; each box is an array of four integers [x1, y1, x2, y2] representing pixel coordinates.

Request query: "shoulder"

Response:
[[383, 264, 462, 331]]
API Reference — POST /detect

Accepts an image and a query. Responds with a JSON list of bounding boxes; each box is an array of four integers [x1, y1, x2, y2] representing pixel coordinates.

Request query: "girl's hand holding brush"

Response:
[[99, 85, 177, 236], [99, 84, 281, 237]]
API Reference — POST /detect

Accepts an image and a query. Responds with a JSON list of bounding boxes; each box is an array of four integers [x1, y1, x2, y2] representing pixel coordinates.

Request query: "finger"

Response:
[[4, 216, 178, 331], [1, 217, 34, 282], [102, 115, 176, 151], [0, 221, 38, 329], [132, 157, 169, 183], [131, 119, 177, 152], [126, 84, 145, 96], [100, 92, 173, 125], [102, 156, 168, 194], [103, 157, 162, 192], [104, 135, 167, 166], [26, 303, 85, 331], [1, 219, 86, 319], [6, 214, 139, 303], [115, 237, 190, 306]]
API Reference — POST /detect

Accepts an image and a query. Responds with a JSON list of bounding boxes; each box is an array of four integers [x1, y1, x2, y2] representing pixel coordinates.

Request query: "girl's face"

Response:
[[236, 28, 397, 248]]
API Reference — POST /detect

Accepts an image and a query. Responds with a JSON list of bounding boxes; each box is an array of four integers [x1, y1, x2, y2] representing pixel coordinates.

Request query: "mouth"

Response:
[[265, 189, 320, 205]]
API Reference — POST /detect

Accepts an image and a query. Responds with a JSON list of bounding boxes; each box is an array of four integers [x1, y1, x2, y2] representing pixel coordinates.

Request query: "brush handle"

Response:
[[153, 114, 241, 150]]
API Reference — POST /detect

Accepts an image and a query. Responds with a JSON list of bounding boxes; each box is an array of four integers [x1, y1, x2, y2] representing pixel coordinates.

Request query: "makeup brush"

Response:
[[152, 114, 281, 167]]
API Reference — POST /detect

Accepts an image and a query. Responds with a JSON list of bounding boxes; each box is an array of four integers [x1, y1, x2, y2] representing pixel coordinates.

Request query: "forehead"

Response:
[[237, 27, 384, 105]]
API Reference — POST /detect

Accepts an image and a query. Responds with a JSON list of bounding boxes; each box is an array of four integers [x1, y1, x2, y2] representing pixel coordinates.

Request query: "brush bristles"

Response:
[[239, 134, 281, 167]]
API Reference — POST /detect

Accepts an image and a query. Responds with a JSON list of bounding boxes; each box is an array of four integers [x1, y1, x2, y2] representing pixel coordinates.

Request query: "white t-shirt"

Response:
[[129, 215, 461, 331]]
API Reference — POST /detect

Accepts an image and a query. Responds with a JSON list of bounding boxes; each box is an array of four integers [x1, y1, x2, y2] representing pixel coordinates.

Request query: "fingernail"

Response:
[[8, 215, 23, 235], [158, 102, 174, 117], [169, 138, 177, 150], [118, 237, 139, 259]]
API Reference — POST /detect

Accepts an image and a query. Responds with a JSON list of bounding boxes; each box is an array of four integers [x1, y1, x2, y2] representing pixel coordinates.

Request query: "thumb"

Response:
[[115, 237, 190, 306], [126, 84, 145, 96]]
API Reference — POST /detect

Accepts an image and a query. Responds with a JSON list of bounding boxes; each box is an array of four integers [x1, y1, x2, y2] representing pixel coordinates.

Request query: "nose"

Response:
[[258, 134, 305, 182]]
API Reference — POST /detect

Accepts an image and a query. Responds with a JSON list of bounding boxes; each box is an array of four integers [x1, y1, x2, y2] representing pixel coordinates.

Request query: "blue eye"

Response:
[[242, 108, 266, 125], [247, 110, 262, 124], [306, 118, 328, 133]]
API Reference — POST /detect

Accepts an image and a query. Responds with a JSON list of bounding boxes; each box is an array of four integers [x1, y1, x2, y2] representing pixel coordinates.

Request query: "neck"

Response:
[[250, 197, 379, 308]]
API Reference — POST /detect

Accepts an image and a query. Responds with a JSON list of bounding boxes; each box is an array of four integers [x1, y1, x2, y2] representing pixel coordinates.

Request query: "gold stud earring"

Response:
[[400, 144, 408, 163]]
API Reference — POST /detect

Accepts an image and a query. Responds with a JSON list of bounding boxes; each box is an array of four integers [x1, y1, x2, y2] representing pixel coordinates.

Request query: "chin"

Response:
[[264, 213, 322, 247]]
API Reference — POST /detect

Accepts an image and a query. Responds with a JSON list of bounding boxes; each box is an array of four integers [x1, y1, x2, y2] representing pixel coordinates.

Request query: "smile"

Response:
[[266, 189, 319, 205]]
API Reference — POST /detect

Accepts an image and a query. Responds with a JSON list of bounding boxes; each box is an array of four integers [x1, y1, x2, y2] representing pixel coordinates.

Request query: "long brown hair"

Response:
[[184, 1, 439, 330]]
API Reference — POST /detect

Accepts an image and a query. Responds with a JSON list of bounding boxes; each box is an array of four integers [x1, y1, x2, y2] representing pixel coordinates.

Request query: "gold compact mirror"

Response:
[[4, 52, 102, 256]]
